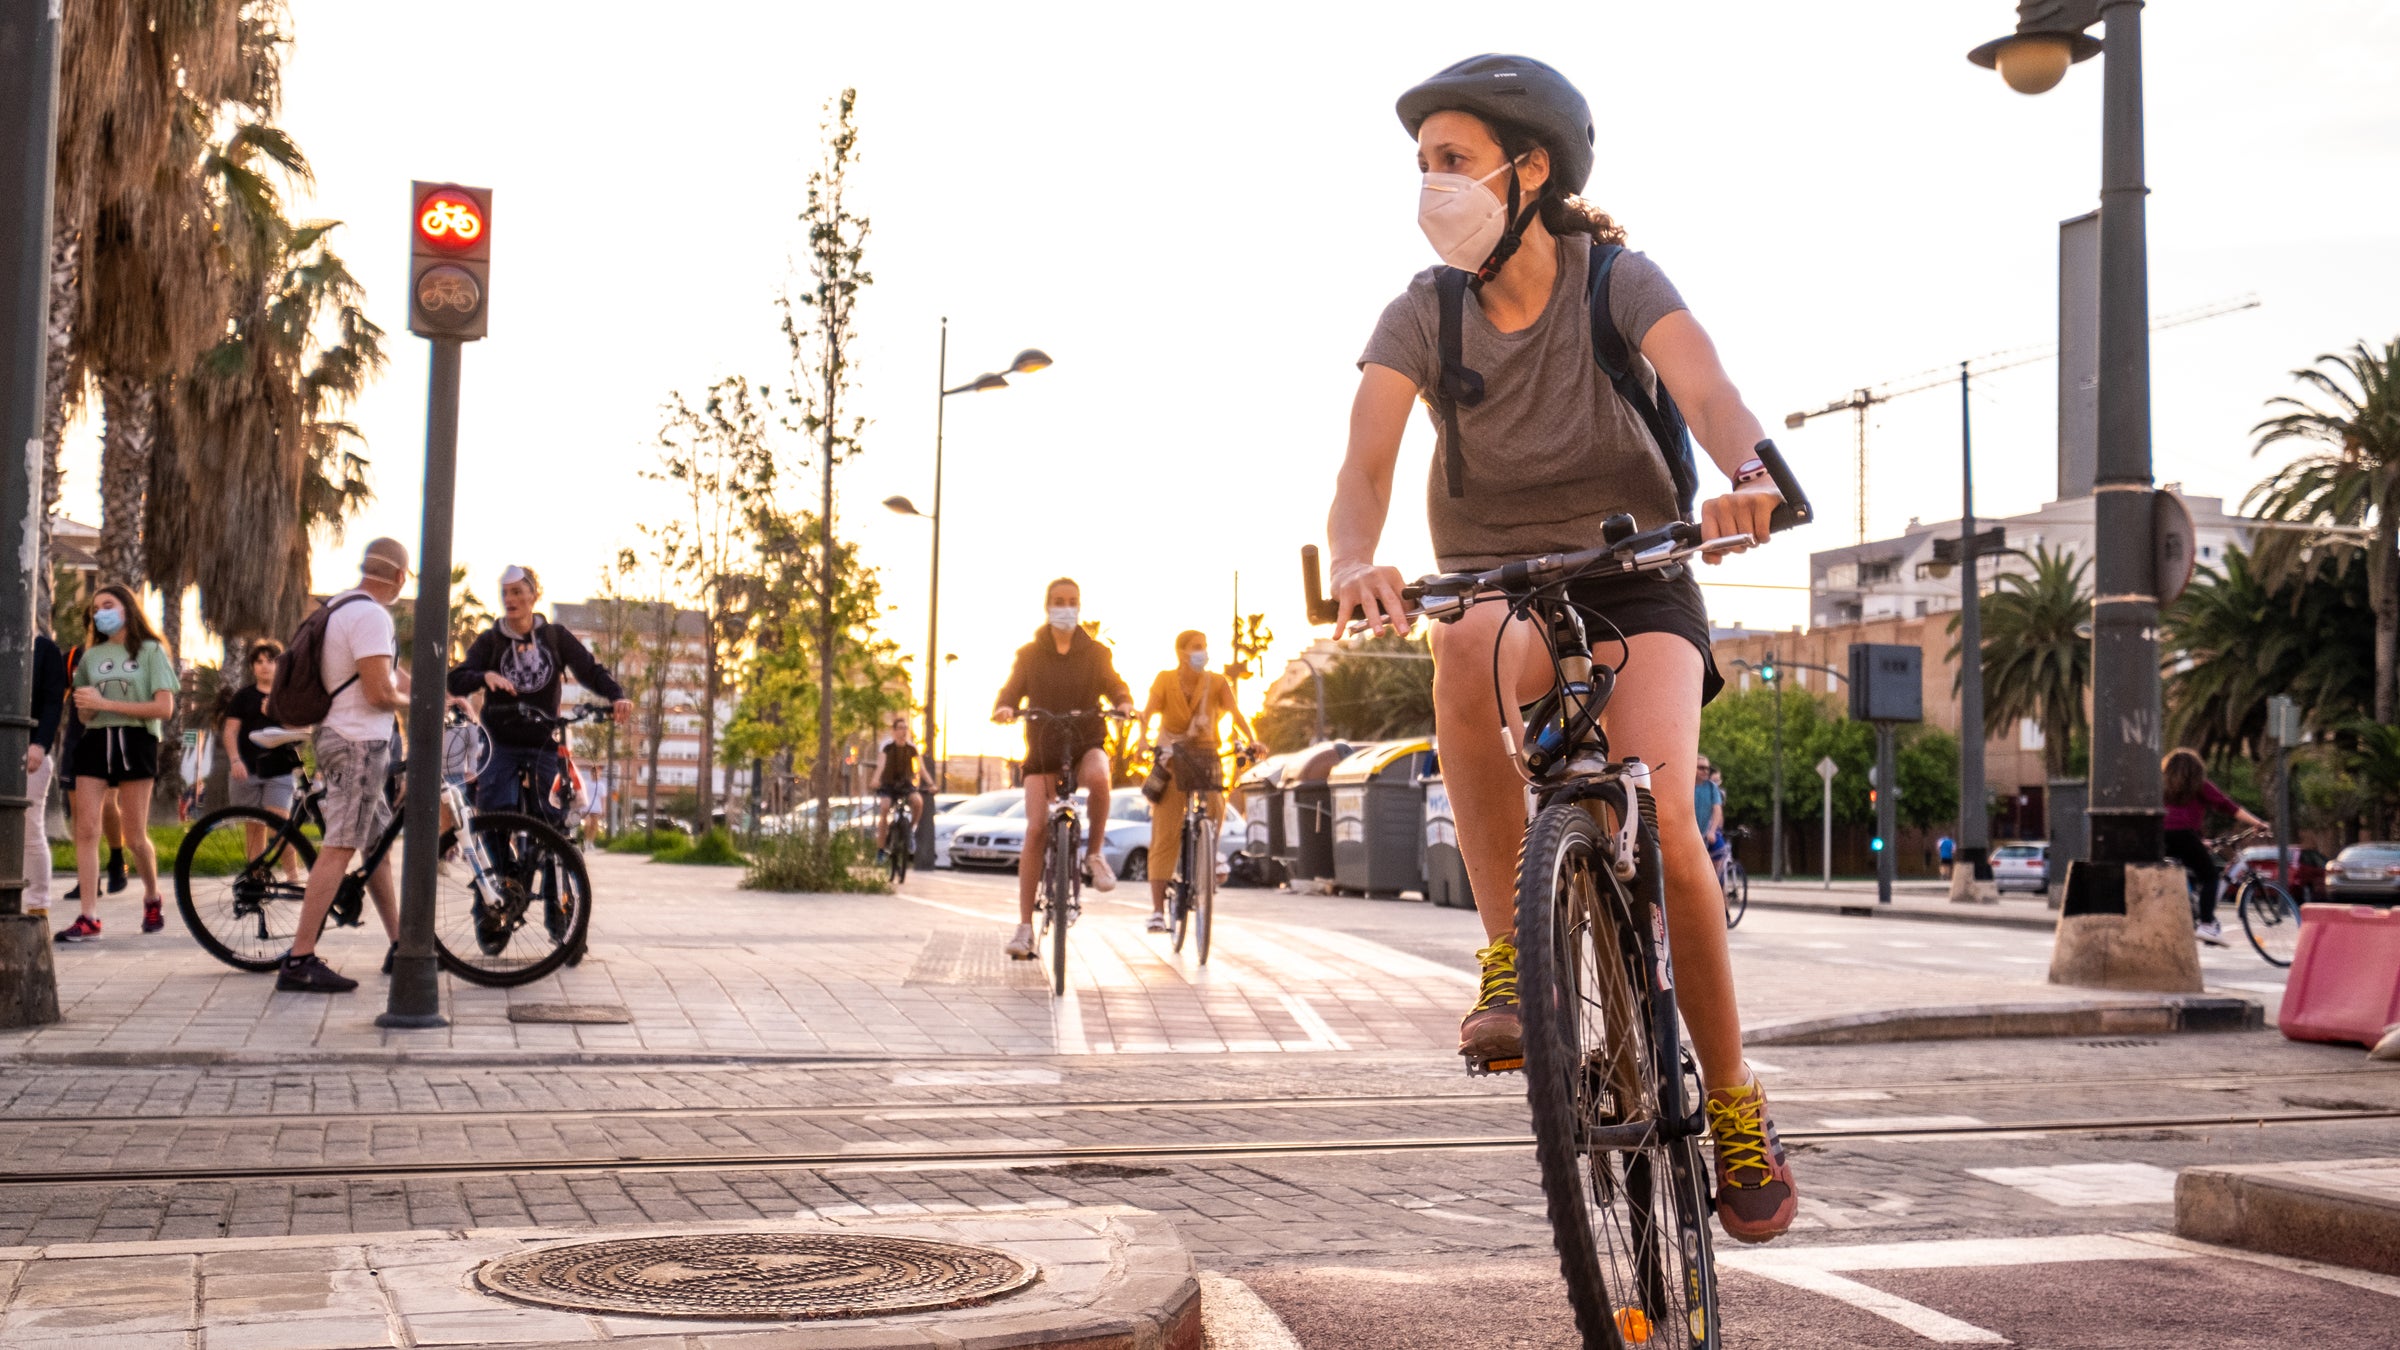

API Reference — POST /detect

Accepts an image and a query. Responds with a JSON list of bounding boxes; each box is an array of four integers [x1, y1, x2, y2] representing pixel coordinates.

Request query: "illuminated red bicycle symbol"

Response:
[[418, 197, 483, 247]]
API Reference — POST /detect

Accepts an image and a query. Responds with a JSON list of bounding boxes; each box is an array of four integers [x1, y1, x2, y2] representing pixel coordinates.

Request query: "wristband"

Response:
[[1732, 457, 1772, 487]]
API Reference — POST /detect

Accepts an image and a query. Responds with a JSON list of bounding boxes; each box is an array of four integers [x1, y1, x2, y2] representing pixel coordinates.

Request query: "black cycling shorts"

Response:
[[1563, 565, 1725, 705], [1022, 714, 1105, 779]]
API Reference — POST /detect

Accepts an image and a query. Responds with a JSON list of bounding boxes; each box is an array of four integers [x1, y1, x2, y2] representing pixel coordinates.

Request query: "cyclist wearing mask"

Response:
[[1136, 630, 1265, 933], [1327, 54, 1797, 1243], [992, 577, 1133, 959], [447, 566, 633, 819]]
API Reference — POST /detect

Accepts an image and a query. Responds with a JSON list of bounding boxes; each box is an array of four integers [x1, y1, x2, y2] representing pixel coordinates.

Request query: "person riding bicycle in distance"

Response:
[[2162, 747, 2265, 946], [446, 566, 633, 820], [1136, 630, 1266, 933], [1326, 54, 1799, 1243], [873, 714, 936, 858], [992, 577, 1133, 960]]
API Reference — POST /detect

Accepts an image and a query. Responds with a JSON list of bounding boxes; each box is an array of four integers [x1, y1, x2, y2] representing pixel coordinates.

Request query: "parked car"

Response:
[[948, 792, 1242, 881], [1991, 842, 2049, 894], [931, 790, 1023, 867], [2325, 842, 2400, 906], [2229, 845, 2328, 904]]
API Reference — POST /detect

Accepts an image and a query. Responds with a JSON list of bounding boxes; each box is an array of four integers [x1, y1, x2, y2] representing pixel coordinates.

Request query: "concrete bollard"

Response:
[[2048, 861, 2202, 993], [1948, 868, 2000, 905], [0, 913, 62, 1028]]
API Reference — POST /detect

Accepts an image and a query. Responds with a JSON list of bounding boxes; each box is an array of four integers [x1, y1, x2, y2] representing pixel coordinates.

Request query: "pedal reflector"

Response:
[[1614, 1307, 1653, 1343]]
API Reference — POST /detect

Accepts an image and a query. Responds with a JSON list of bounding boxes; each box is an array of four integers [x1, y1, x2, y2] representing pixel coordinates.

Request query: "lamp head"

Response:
[[1968, 15, 2100, 96], [883, 495, 925, 518], [1783, 411, 1808, 430], [970, 372, 1010, 393], [1009, 348, 1052, 374]]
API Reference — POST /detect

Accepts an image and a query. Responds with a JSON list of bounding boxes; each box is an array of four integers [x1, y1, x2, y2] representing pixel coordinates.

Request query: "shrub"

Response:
[[605, 829, 689, 856], [742, 828, 888, 893], [663, 826, 745, 867]]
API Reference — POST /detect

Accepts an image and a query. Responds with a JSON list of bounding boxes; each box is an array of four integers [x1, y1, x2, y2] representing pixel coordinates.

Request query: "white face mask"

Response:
[[1417, 159, 1521, 272], [1186, 650, 1210, 671], [1047, 605, 1079, 632]]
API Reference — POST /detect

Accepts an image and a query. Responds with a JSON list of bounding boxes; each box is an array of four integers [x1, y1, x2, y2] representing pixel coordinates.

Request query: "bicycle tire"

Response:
[[433, 810, 592, 988], [1194, 814, 1216, 966], [2237, 878, 2302, 968], [175, 806, 320, 972], [1723, 861, 1748, 930], [1517, 801, 1719, 1350], [887, 813, 911, 885], [1045, 814, 1077, 997], [1170, 816, 1195, 955]]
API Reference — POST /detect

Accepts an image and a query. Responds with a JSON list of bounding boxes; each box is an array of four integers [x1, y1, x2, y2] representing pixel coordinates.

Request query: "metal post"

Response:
[[915, 320, 946, 862], [0, 0, 61, 1027], [1770, 664, 1785, 881], [2268, 694, 2296, 899], [381, 337, 461, 1029], [1875, 722, 1898, 905], [1822, 772, 1834, 889], [2085, 0, 2164, 866], [1957, 361, 1992, 884]]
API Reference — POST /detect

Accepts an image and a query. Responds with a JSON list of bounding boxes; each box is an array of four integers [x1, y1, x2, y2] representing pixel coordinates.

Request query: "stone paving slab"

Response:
[[0, 1209, 1197, 1349], [2176, 1156, 2400, 1276]]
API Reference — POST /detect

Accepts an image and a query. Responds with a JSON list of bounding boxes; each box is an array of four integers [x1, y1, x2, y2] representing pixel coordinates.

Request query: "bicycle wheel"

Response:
[[1722, 860, 1748, 930], [1044, 815, 1078, 997], [1193, 813, 1217, 966], [887, 813, 911, 884], [434, 810, 591, 987], [175, 806, 320, 972], [1517, 801, 1720, 1350], [2237, 878, 2303, 968], [1169, 817, 1195, 955]]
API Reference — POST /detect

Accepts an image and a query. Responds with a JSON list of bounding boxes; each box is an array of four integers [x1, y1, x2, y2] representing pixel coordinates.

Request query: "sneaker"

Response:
[[1086, 853, 1117, 893], [1146, 912, 1170, 934], [1004, 923, 1036, 960], [53, 915, 101, 943], [61, 881, 80, 901], [276, 953, 358, 994], [106, 849, 126, 894], [1706, 1071, 1798, 1244], [1459, 938, 1523, 1074], [141, 901, 164, 934], [382, 943, 397, 975], [2194, 920, 2227, 946]]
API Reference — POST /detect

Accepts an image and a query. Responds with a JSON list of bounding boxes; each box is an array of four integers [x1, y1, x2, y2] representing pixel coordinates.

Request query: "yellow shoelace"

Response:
[[1706, 1087, 1772, 1187], [1472, 938, 1519, 1013]]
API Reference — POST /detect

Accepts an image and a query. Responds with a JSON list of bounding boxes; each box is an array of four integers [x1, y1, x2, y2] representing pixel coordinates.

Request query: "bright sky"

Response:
[[54, 1, 2400, 762]]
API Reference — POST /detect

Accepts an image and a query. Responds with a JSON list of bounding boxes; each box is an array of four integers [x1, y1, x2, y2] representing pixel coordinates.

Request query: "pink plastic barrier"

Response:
[[2278, 904, 2400, 1047]]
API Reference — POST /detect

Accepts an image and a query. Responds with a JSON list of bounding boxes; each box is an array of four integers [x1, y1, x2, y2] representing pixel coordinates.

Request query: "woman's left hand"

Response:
[[1698, 479, 1785, 563]]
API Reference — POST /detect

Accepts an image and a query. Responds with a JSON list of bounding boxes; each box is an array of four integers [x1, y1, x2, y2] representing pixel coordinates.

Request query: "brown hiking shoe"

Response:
[[1706, 1071, 1797, 1243], [1459, 938, 1524, 1075]]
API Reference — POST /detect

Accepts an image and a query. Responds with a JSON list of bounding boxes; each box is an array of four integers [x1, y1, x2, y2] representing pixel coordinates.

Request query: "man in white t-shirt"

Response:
[[279, 538, 414, 993]]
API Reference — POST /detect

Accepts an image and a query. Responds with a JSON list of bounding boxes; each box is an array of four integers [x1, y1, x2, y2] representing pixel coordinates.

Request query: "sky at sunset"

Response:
[[52, 1, 2400, 762]]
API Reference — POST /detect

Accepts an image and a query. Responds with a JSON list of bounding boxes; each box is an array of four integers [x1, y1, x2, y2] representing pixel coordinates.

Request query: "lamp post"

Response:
[[1971, 1, 2164, 875], [942, 653, 957, 787], [889, 323, 1049, 860]]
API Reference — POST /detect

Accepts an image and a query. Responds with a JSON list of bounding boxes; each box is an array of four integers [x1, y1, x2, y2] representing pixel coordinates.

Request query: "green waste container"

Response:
[[1277, 741, 1353, 885], [1329, 739, 1435, 898]]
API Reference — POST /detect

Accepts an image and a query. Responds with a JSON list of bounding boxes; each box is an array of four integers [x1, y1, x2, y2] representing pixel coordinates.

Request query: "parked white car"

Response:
[[1991, 842, 2050, 894], [948, 791, 1242, 881], [931, 791, 1023, 867]]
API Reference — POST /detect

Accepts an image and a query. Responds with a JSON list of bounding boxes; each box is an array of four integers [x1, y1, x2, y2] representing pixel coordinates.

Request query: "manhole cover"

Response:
[[475, 1232, 1037, 1319], [508, 1003, 631, 1024]]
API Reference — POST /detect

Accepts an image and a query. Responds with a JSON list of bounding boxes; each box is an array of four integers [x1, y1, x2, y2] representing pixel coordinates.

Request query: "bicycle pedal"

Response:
[[1463, 1054, 1526, 1077]]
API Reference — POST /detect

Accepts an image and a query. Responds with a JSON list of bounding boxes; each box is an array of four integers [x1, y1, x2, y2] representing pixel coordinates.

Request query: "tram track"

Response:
[[3, 1103, 2394, 1189]]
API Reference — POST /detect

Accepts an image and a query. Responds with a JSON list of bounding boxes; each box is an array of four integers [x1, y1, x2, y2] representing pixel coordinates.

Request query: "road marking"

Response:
[[1968, 1162, 2178, 1207], [1199, 1271, 1304, 1350], [2114, 1231, 2400, 1299], [1054, 987, 1090, 1056], [1819, 1115, 1988, 1131], [1775, 1090, 1896, 1103], [1724, 1231, 2187, 1272], [1277, 993, 1352, 1051], [1719, 1261, 2005, 1342], [889, 891, 1015, 923]]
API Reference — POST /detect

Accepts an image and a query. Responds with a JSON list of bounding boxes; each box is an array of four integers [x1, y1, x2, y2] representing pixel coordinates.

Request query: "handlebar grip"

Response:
[[1755, 439, 1814, 533], [1302, 545, 1349, 627]]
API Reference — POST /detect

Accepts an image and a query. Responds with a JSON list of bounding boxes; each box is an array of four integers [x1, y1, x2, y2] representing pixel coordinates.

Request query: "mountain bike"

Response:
[[1304, 442, 1812, 1350], [1717, 826, 1749, 930], [1021, 707, 1134, 997], [2208, 828, 2302, 968]]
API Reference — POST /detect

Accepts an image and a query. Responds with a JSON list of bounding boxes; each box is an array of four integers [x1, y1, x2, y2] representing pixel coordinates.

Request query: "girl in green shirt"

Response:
[[56, 585, 177, 942]]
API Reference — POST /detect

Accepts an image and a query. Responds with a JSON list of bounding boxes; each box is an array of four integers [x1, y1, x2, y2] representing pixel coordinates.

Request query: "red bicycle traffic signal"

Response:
[[408, 181, 491, 340]]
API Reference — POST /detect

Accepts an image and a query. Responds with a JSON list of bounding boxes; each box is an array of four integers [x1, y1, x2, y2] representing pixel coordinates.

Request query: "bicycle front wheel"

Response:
[[435, 810, 592, 987], [1043, 816, 1077, 997], [1193, 815, 1217, 965], [2237, 879, 2302, 968], [1517, 802, 1719, 1350], [887, 815, 911, 884], [175, 806, 320, 972], [1723, 861, 1748, 930]]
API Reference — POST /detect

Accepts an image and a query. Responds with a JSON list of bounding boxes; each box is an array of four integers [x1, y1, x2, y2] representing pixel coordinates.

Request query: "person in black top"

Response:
[[872, 714, 935, 855], [21, 634, 69, 917], [991, 577, 1133, 958], [445, 566, 632, 820], [217, 640, 306, 882]]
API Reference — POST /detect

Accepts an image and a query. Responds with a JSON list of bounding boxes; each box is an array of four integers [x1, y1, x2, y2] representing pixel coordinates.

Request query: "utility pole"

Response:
[[0, 0, 63, 1028], [1953, 360, 1994, 900]]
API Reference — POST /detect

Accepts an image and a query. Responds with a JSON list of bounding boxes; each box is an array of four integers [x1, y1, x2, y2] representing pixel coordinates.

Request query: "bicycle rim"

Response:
[[1518, 803, 1719, 1350], [2239, 881, 2302, 968], [434, 810, 592, 987], [1046, 817, 1075, 997], [175, 807, 319, 972], [1195, 817, 1216, 965], [1724, 864, 1747, 930]]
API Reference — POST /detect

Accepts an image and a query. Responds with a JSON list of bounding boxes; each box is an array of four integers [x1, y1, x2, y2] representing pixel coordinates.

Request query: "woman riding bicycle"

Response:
[[446, 566, 633, 821], [1136, 630, 1266, 934], [2162, 747, 2265, 945], [1327, 54, 1796, 1244]]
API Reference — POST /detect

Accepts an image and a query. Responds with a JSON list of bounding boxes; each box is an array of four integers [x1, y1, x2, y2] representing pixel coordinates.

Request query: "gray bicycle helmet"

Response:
[[1396, 54, 1595, 196]]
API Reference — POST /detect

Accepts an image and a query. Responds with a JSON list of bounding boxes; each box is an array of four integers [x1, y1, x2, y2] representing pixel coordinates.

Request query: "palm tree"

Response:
[[1949, 545, 2091, 779], [2164, 544, 2373, 756], [2245, 338, 2400, 723]]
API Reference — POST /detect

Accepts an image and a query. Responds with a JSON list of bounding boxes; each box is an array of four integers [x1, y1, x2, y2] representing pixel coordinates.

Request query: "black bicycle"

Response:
[[1717, 827, 1749, 930], [2205, 828, 2303, 968], [1017, 708, 1133, 996], [882, 788, 923, 884], [1162, 746, 1250, 964], [1304, 441, 1812, 1350]]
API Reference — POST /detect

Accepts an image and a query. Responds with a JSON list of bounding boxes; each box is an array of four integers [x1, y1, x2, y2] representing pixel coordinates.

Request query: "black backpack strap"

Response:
[[1432, 267, 1485, 498], [1588, 244, 1700, 519]]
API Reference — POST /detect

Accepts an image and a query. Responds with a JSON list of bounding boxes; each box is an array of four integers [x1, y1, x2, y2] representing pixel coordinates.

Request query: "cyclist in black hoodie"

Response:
[[447, 566, 632, 820]]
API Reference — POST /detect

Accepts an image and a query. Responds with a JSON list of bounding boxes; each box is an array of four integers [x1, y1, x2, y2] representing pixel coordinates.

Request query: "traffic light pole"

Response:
[[380, 336, 461, 1029], [1875, 721, 1898, 906], [0, 0, 62, 1028]]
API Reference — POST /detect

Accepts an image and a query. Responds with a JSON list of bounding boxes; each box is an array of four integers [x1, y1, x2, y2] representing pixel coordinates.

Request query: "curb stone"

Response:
[[1748, 993, 2262, 1045], [2176, 1158, 2400, 1278]]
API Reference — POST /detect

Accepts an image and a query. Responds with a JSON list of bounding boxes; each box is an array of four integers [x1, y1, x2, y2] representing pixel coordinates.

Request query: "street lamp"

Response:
[[891, 322, 1050, 858], [1970, 0, 2166, 877]]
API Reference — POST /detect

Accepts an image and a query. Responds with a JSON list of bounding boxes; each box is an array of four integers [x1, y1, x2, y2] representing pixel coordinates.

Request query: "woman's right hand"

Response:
[[231, 762, 249, 782], [1331, 560, 1411, 638], [483, 671, 517, 694], [991, 707, 1016, 725]]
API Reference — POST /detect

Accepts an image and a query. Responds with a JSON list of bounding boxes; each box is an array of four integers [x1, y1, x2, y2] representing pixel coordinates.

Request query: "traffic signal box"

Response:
[[1847, 643, 1924, 723], [408, 182, 491, 340]]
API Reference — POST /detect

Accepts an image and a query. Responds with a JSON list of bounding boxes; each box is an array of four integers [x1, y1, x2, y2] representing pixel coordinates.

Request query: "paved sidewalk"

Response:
[[1744, 878, 2061, 931]]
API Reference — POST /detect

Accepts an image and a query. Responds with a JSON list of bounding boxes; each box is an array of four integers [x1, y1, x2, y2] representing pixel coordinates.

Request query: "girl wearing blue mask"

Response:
[[56, 585, 177, 943]]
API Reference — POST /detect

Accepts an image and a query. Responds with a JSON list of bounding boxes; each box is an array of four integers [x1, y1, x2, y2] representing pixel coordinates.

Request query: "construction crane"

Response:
[[1784, 294, 2261, 543]]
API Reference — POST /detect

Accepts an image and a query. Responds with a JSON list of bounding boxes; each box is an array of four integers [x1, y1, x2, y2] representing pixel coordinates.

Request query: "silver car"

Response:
[[1991, 842, 2049, 894], [931, 791, 1023, 868]]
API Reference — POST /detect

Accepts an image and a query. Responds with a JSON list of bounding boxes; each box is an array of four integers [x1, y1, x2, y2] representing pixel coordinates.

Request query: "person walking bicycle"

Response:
[[1136, 630, 1264, 935]]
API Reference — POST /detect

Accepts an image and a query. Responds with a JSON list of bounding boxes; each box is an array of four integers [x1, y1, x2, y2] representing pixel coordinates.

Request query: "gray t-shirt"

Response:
[[1360, 239, 1689, 572]]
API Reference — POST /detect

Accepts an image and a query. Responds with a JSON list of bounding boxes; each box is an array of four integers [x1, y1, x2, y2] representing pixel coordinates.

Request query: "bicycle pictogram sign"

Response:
[[418, 196, 483, 247]]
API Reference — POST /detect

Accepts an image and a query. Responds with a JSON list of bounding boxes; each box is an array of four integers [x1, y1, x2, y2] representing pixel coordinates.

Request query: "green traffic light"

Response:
[[1870, 837, 1885, 852]]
